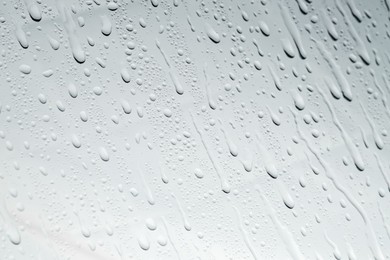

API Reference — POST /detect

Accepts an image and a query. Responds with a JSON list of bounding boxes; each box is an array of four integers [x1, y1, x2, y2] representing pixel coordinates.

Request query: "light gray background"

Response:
[[1, 0, 390, 259]]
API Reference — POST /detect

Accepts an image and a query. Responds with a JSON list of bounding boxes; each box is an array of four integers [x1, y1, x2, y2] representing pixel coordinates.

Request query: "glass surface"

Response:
[[1, 0, 390, 259]]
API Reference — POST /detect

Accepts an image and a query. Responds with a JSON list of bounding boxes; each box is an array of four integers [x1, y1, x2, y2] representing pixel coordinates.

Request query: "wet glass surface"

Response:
[[1, 0, 390, 259]]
